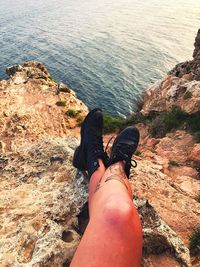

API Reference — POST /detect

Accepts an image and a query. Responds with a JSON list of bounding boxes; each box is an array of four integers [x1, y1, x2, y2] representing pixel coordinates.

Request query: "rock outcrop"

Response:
[[169, 29, 200, 80], [0, 61, 88, 152], [0, 137, 88, 266], [141, 29, 200, 115], [135, 29, 200, 266], [141, 76, 200, 115], [0, 62, 89, 266]]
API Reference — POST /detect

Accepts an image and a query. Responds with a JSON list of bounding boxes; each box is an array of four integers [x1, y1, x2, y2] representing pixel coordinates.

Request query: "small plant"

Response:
[[169, 160, 179, 167], [186, 113, 200, 142], [150, 116, 167, 137], [149, 106, 188, 138], [194, 131, 200, 143], [66, 109, 77, 117], [49, 76, 57, 83], [103, 112, 150, 134], [195, 195, 200, 203], [183, 91, 192, 100], [187, 113, 200, 131], [135, 151, 142, 156], [76, 115, 84, 125], [65, 109, 81, 118], [125, 113, 150, 126], [103, 113, 125, 134], [189, 228, 200, 255], [26, 71, 33, 78], [59, 87, 71, 93], [56, 101, 66, 107], [162, 106, 187, 132]]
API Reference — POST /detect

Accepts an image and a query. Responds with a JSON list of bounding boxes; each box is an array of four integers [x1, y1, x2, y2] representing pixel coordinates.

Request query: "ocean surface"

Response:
[[0, 0, 199, 116]]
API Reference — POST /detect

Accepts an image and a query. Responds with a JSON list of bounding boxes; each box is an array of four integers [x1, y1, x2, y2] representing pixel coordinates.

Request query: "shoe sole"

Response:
[[73, 108, 102, 170]]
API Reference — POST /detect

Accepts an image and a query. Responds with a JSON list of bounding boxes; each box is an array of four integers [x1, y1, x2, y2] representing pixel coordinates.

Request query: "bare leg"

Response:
[[70, 161, 142, 267]]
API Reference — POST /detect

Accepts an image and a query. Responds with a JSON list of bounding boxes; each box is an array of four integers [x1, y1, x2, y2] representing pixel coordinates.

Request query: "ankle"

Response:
[[104, 161, 126, 178], [110, 161, 125, 169]]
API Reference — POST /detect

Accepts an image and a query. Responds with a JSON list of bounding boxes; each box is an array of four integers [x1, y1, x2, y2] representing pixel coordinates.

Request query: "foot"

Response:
[[73, 108, 108, 177], [107, 126, 140, 178]]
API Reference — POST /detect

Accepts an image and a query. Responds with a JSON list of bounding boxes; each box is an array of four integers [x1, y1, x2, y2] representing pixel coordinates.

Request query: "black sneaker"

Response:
[[107, 126, 140, 178], [73, 108, 108, 177]]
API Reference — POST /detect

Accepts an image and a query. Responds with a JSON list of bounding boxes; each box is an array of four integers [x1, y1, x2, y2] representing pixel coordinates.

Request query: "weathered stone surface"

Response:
[[141, 75, 200, 115], [130, 158, 199, 267], [154, 130, 195, 164], [193, 29, 200, 60], [135, 199, 191, 267], [0, 137, 88, 266], [0, 61, 88, 152], [188, 144, 200, 166], [141, 29, 200, 115], [0, 61, 89, 266], [138, 33, 200, 265], [169, 29, 200, 80]]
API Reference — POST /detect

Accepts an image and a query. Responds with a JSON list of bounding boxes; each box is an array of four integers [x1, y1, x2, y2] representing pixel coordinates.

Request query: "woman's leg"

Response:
[[70, 161, 142, 267]]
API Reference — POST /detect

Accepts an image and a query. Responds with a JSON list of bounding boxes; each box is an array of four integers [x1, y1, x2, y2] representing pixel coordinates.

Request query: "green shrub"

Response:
[[194, 131, 200, 143], [37, 75, 47, 80], [162, 106, 187, 132], [56, 101, 66, 107], [65, 109, 79, 117], [102, 107, 199, 143], [135, 151, 142, 156], [195, 195, 200, 203], [183, 91, 192, 100], [186, 113, 200, 142], [49, 76, 57, 83], [59, 87, 71, 93], [187, 113, 200, 132], [125, 113, 150, 125], [76, 115, 84, 125], [103, 114, 125, 134], [169, 160, 179, 167], [189, 228, 200, 255], [150, 116, 167, 137], [103, 112, 151, 134], [150, 106, 187, 137]]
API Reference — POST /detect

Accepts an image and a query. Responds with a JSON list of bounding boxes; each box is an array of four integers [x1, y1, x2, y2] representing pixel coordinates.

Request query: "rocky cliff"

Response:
[[141, 29, 200, 115], [0, 31, 199, 267]]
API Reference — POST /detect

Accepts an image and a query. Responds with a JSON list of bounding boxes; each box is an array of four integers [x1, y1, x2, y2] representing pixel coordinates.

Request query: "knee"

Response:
[[102, 199, 135, 227]]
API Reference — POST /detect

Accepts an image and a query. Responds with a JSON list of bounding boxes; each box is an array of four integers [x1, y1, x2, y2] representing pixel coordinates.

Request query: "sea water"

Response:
[[0, 0, 199, 116]]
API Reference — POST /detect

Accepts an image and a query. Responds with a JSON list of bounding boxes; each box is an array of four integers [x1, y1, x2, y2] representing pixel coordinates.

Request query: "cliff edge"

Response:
[[141, 29, 200, 115]]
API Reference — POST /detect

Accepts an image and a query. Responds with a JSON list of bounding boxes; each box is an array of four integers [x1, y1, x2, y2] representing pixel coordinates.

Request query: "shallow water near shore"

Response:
[[0, 0, 199, 116]]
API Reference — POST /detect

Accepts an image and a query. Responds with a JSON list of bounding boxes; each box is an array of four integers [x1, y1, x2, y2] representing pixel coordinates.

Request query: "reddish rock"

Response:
[[165, 166, 198, 180], [0, 61, 88, 152], [188, 144, 200, 165], [155, 131, 195, 163], [141, 29, 200, 115]]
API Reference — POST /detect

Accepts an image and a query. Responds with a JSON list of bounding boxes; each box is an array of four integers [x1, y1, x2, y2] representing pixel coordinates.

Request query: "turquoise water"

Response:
[[0, 0, 199, 116]]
